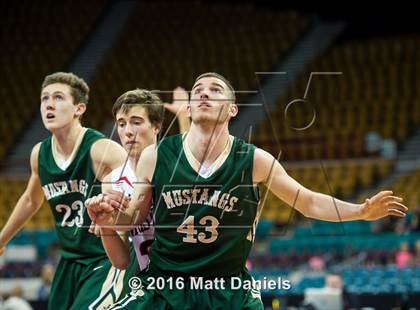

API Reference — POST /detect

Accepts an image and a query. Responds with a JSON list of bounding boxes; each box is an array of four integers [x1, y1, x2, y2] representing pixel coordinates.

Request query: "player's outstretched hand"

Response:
[[163, 87, 189, 117], [361, 191, 407, 221]]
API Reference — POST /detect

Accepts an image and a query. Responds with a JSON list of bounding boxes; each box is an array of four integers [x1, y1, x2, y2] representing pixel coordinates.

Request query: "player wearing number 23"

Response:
[[0, 72, 128, 309]]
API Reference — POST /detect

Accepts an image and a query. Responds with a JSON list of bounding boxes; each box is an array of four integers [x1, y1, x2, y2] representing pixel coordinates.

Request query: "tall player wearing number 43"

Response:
[[0, 72, 130, 309], [91, 72, 408, 310]]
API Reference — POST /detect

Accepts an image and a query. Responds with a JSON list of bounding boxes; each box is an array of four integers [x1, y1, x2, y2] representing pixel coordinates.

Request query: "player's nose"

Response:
[[125, 127, 134, 137], [45, 101, 55, 110], [200, 90, 209, 100]]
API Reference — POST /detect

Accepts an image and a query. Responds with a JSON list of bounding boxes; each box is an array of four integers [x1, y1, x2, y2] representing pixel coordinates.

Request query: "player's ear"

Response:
[[187, 103, 191, 118], [75, 103, 87, 117], [153, 123, 161, 135], [229, 103, 238, 118]]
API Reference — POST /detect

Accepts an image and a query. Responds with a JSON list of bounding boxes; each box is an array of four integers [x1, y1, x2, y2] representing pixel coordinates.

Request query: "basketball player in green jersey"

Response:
[[0, 72, 130, 309], [91, 72, 408, 309]]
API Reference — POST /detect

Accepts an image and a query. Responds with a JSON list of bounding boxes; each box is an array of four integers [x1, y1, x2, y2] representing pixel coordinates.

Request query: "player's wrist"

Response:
[[100, 226, 118, 235], [358, 202, 367, 220], [0, 236, 7, 250]]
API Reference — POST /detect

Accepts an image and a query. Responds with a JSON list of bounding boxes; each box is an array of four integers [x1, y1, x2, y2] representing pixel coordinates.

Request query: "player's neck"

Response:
[[128, 155, 138, 171], [52, 123, 84, 157], [186, 122, 230, 165]]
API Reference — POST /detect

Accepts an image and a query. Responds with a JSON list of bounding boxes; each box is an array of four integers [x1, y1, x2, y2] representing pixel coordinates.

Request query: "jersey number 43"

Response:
[[177, 215, 220, 244]]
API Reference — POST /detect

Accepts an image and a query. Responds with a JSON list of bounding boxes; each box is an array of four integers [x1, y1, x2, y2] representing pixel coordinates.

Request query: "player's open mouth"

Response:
[[198, 102, 211, 108], [46, 113, 55, 119]]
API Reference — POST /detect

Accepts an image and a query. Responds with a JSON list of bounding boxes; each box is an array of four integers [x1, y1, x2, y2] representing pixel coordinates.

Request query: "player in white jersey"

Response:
[[87, 87, 189, 271], [110, 164, 153, 271]]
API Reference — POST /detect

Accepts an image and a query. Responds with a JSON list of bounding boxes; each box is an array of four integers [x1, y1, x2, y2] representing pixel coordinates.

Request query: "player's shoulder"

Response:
[[154, 134, 183, 158], [38, 133, 52, 149], [139, 144, 158, 166], [84, 127, 105, 139], [231, 135, 258, 157], [32, 142, 42, 154], [253, 147, 273, 159], [253, 147, 275, 167], [252, 147, 283, 184], [90, 139, 127, 175], [83, 127, 106, 147], [30, 142, 43, 173], [90, 137, 124, 156]]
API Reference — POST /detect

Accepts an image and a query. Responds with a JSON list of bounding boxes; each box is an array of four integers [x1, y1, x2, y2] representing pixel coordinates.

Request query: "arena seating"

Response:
[[85, 2, 309, 132], [255, 35, 420, 161], [0, 0, 110, 161], [260, 159, 392, 223], [251, 265, 420, 294], [257, 35, 420, 223], [391, 168, 420, 210]]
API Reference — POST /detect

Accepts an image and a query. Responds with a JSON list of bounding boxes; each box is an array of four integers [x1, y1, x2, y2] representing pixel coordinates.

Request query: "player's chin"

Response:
[[192, 114, 217, 124], [125, 143, 141, 155], [43, 122, 62, 132], [42, 121, 54, 130], [130, 148, 142, 158]]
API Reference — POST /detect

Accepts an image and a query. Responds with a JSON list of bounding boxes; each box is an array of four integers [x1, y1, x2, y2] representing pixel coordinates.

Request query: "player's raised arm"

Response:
[[253, 148, 408, 221], [163, 87, 191, 133], [0, 143, 45, 255], [90, 138, 128, 181]]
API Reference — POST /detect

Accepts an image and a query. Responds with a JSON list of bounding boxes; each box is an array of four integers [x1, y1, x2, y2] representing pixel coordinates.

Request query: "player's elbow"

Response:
[[21, 192, 42, 212], [112, 251, 131, 270], [296, 191, 316, 218], [112, 258, 130, 270]]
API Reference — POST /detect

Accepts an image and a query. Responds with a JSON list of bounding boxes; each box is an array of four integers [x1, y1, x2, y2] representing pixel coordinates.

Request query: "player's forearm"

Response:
[[113, 188, 152, 229], [0, 195, 41, 246], [304, 191, 364, 222], [100, 227, 130, 269], [112, 207, 147, 230]]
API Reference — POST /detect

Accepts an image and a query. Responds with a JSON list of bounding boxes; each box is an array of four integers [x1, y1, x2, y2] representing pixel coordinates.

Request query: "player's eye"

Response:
[[41, 96, 49, 102], [194, 88, 202, 94], [54, 95, 64, 101], [211, 87, 222, 93], [118, 121, 126, 127]]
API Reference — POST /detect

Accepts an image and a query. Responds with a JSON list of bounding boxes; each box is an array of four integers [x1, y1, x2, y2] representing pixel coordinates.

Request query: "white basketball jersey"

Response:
[[111, 165, 155, 271]]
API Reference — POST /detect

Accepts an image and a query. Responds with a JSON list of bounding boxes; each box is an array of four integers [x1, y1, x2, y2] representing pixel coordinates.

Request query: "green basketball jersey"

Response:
[[150, 134, 260, 277], [38, 128, 107, 262]]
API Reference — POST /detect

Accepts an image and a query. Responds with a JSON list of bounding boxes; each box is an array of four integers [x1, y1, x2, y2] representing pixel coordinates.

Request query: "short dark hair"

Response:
[[194, 72, 236, 102], [41, 72, 89, 104], [112, 89, 164, 126]]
